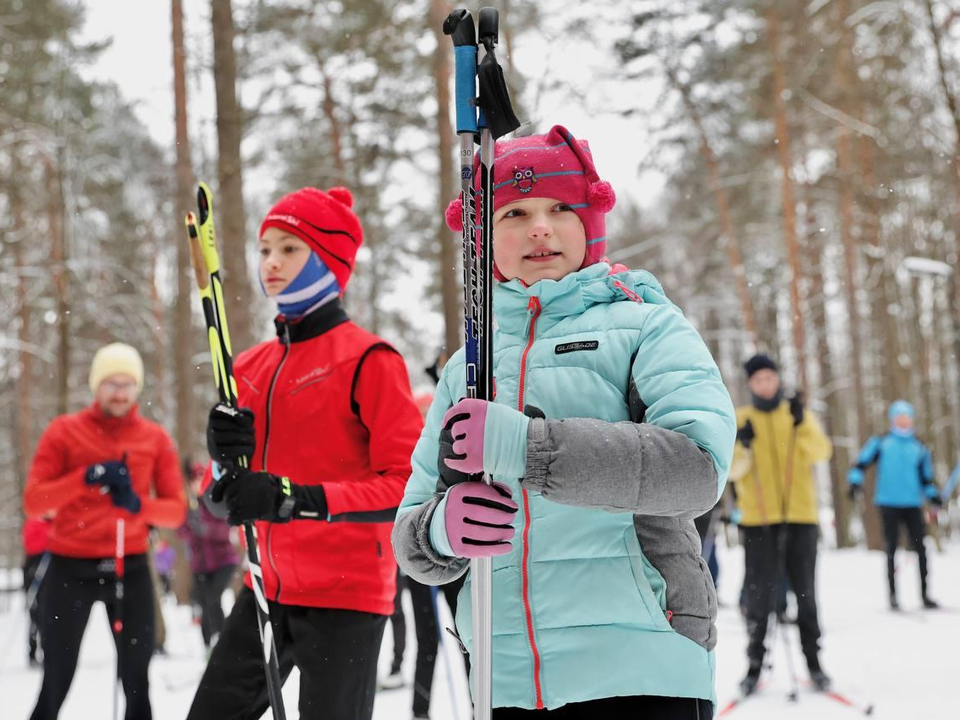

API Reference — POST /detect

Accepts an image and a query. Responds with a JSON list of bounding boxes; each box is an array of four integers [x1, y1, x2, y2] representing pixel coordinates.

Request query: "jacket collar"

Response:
[[274, 297, 349, 344], [85, 402, 140, 431], [493, 263, 671, 336]]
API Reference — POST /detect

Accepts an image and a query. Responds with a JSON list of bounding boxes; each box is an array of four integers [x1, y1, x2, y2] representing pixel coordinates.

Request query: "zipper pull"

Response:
[[525, 297, 541, 338], [282, 324, 291, 347]]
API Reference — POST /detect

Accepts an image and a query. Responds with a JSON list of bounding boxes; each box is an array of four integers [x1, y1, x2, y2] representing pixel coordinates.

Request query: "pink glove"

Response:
[[442, 399, 489, 475], [444, 481, 518, 558]]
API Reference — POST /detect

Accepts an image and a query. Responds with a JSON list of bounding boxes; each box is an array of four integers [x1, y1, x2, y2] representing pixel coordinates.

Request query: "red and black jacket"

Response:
[[219, 300, 422, 615], [24, 404, 187, 558]]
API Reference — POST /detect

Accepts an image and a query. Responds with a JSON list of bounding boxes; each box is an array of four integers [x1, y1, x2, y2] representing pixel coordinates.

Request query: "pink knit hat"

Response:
[[445, 125, 616, 278]]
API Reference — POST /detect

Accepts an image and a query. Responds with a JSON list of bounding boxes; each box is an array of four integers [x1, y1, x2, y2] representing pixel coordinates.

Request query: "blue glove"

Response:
[[847, 467, 864, 486], [730, 508, 743, 525], [84, 458, 130, 492], [110, 484, 141, 514]]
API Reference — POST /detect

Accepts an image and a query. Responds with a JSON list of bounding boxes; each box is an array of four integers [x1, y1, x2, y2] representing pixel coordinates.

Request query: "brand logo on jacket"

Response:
[[554, 340, 599, 355]]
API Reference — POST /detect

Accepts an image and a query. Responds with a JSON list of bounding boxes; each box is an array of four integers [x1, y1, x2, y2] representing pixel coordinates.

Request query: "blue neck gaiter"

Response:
[[264, 252, 341, 319]]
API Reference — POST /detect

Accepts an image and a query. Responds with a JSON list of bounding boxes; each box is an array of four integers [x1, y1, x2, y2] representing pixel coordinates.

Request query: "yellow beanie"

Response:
[[89, 343, 144, 394]]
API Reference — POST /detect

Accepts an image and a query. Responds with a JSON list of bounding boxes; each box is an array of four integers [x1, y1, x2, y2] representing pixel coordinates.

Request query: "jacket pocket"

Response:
[[622, 526, 673, 632]]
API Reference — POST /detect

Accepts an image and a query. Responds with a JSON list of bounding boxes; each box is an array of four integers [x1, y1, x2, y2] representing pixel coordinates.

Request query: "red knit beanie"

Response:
[[259, 187, 363, 293], [445, 125, 616, 278]]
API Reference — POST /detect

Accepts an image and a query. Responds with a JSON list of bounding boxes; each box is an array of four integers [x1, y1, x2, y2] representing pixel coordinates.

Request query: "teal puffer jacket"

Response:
[[395, 263, 735, 710]]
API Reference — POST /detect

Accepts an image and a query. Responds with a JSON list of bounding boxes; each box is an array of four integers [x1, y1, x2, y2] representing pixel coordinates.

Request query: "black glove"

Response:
[[210, 468, 327, 526], [84, 458, 130, 492], [736, 420, 755, 449], [789, 393, 804, 427], [111, 484, 142, 514], [848, 484, 863, 502], [928, 492, 944, 509], [207, 404, 256, 466]]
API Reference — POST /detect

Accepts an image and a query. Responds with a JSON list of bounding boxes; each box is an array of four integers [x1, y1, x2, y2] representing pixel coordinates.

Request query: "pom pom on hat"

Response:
[[445, 197, 464, 233], [587, 180, 616, 213], [326, 186, 354, 208]]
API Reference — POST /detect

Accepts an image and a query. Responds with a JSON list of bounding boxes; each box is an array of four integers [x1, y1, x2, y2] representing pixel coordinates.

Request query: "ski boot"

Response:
[[739, 663, 762, 697], [807, 656, 832, 692], [922, 594, 939, 610], [889, 592, 900, 611]]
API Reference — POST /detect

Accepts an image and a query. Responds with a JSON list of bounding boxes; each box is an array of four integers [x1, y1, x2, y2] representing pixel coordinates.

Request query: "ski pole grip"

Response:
[[444, 9, 478, 135], [478, 7, 499, 49]]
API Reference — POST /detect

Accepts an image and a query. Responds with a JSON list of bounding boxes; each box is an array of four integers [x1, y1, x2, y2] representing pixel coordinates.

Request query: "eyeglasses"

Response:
[[101, 380, 138, 393]]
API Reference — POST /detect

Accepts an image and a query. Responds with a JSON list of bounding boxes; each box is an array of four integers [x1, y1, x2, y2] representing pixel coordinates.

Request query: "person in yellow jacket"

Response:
[[731, 353, 833, 697]]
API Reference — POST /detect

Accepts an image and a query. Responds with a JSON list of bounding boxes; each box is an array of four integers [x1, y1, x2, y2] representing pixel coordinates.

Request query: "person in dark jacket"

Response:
[[186, 186, 423, 720], [179, 461, 239, 648], [848, 400, 942, 610]]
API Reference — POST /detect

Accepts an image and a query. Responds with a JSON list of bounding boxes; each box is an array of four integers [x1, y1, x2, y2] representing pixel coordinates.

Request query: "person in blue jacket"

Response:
[[392, 125, 736, 719], [848, 400, 942, 610]]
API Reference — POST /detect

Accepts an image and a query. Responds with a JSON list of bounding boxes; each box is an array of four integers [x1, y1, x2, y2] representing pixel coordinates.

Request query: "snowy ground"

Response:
[[1, 535, 957, 719]]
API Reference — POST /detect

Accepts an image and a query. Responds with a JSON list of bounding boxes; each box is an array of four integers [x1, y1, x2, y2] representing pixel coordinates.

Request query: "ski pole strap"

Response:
[[444, 9, 478, 135], [477, 7, 520, 140]]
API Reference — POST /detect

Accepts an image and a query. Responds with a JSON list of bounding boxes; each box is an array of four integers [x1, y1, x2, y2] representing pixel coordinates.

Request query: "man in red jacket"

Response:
[[24, 342, 187, 720], [186, 186, 423, 720]]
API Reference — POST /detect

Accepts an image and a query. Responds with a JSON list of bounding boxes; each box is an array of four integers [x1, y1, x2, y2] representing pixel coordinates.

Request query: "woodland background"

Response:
[[4, 0, 960, 571]]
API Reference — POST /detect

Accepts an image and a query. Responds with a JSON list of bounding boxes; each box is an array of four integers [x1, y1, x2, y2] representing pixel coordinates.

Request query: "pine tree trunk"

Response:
[[835, 0, 867, 449], [766, 1, 807, 388], [12, 149, 33, 497], [172, 0, 196, 460], [666, 68, 758, 349], [431, 0, 461, 357], [46, 158, 70, 415], [211, 0, 254, 352], [855, 134, 887, 551]]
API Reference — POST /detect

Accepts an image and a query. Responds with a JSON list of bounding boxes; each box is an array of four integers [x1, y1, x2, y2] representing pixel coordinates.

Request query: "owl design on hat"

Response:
[[512, 167, 538, 193]]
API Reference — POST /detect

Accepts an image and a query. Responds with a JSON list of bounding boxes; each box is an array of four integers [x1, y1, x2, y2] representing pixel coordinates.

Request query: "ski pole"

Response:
[[113, 517, 125, 720], [822, 688, 875, 715], [185, 186, 287, 720], [430, 585, 461, 720], [444, 7, 519, 719]]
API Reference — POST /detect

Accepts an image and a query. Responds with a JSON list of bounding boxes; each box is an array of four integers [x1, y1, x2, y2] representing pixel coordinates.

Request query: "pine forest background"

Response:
[[4, 0, 960, 568]]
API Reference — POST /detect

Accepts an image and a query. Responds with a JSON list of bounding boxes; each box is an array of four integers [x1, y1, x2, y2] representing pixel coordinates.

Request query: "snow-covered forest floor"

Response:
[[1, 536, 957, 719]]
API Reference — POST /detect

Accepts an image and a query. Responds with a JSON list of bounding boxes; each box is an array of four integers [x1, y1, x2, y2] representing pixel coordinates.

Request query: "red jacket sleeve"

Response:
[[23, 419, 91, 517], [321, 348, 423, 517], [140, 430, 188, 529]]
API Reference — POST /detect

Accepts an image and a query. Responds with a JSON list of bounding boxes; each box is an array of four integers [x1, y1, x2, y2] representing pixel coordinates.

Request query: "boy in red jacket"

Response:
[[24, 342, 187, 720], [187, 187, 422, 720]]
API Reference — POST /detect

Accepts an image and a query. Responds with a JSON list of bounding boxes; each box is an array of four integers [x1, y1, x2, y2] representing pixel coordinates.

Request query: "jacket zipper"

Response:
[[263, 325, 291, 602], [517, 296, 544, 709]]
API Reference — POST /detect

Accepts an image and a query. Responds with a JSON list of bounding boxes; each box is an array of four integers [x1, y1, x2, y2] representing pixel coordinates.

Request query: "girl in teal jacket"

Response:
[[393, 126, 736, 719]]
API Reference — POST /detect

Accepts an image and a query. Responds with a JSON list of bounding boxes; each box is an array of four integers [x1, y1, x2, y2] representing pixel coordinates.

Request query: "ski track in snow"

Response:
[[1, 540, 957, 719]]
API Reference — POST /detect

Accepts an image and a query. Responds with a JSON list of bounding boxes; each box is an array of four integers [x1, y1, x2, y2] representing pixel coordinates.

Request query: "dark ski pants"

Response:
[[192, 564, 237, 647], [388, 571, 441, 716], [23, 552, 44, 662], [742, 523, 821, 669], [494, 695, 713, 719], [30, 554, 155, 720], [880, 506, 929, 597], [187, 586, 386, 720]]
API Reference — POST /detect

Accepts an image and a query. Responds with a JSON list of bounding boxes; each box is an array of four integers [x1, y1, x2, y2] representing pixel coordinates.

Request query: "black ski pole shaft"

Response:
[[186, 194, 288, 720]]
